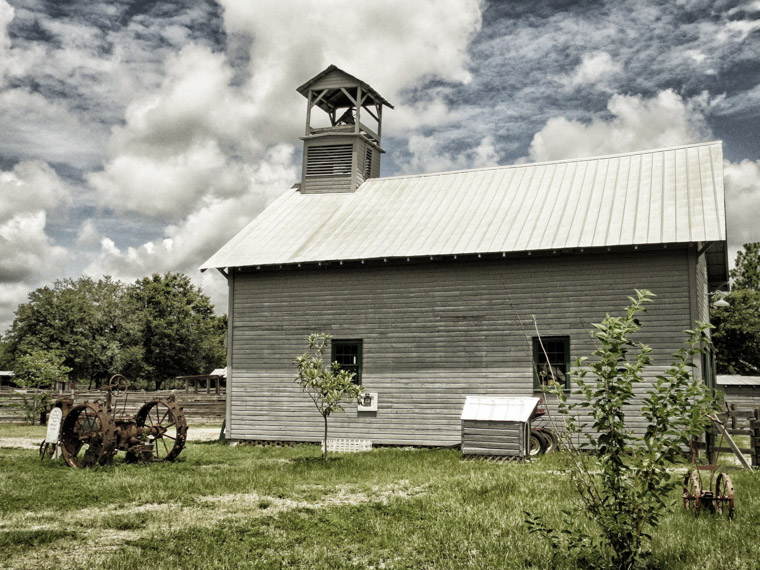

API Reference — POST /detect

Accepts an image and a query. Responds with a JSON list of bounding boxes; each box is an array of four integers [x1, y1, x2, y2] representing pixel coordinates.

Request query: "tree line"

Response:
[[0, 272, 226, 392], [713, 242, 760, 376]]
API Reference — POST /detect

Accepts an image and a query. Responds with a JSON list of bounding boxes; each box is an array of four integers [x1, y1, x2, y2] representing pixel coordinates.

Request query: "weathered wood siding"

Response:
[[461, 419, 527, 457], [227, 247, 703, 445], [309, 71, 358, 91], [300, 136, 376, 193], [695, 249, 710, 332], [720, 386, 760, 407]]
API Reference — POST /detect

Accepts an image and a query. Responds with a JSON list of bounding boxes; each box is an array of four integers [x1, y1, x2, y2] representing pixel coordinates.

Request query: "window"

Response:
[[533, 336, 570, 390], [332, 339, 362, 385]]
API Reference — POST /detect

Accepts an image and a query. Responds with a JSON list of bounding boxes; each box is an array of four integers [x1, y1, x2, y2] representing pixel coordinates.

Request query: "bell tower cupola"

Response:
[[296, 65, 393, 193]]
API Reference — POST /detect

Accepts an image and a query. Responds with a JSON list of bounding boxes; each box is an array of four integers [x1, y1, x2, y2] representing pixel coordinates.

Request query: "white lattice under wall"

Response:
[[321, 438, 373, 453]]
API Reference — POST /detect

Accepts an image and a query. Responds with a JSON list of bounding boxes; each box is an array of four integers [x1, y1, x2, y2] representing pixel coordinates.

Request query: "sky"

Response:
[[1, 0, 759, 333]]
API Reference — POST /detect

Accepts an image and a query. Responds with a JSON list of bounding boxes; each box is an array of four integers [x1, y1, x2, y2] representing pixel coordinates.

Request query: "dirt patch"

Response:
[[2, 481, 427, 569], [0, 426, 223, 450]]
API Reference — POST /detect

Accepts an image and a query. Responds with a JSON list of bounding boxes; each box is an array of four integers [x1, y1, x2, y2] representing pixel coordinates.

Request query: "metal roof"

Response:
[[717, 375, 760, 386], [296, 64, 394, 110], [201, 141, 727, 271], [460, 396, 540, 423]]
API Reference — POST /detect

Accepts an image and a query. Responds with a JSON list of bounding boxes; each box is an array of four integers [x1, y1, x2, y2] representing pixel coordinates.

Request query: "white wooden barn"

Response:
[[202, 65, 728, 446]]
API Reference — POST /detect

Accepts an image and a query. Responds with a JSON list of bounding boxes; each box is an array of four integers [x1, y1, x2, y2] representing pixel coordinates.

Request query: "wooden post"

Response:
[[730, 403, 737, 430], [705, 424, 716, 465], [751, 407, 760, 468]]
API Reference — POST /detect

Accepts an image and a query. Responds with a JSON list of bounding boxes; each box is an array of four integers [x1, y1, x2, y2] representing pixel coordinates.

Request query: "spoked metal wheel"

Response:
[[714, 473, 735, 517], [60, 403, 117, 468], [39, 441, 56, 460], [682, 471, 702, 514], [134, 399, 188, 462], [529, 430, 548, 457]]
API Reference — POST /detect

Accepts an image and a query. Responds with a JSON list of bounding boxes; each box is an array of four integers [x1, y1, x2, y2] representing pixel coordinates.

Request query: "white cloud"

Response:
[[220, 0, 483, 135], [404, 134, 499, 174], [724, 159, 760, 257], [0, 160, 71, 220], [564, 51, 622, 90], [85, 144, 296, 292], [722, 18, 760, 41], [0, 161, 70, 331], [528, 89, 711, 162], [81, 0, 484, 316], [0, 209, 68, 332], [76, 219, 100, 246]]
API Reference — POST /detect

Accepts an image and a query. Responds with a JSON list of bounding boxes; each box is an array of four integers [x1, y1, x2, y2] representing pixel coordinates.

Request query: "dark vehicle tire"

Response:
[[529, 429, 548, 456], [537, 428, 558, 453]]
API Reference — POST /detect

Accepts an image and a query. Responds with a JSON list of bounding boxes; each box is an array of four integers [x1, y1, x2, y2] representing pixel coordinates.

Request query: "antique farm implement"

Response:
[[682, 413, 739, 517], [51, 375, 188, 468]]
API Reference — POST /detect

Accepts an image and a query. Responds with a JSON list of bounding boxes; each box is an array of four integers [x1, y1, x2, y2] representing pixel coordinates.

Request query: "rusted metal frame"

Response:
[[57, 381, 188, 468]]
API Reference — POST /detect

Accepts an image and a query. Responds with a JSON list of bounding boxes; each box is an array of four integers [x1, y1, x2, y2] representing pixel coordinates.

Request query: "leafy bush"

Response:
[[12, 350, 71, 424], [527, 290, 719, 569]]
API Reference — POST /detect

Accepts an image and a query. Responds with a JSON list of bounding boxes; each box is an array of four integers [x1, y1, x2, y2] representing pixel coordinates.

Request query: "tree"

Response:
[[12, 350, 71, 424], [729, 242, 760, 291], [128, 273, 226, 389], [3, 273, 226, 390], [527, 291, 718, 569], [712, 243, 760, 374], [294, 333, 363, 460], [3, 277, 140, 388], [712, 289, 760, 375]]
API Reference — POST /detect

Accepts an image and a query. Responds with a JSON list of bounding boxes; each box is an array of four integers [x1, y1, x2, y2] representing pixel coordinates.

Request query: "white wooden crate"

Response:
[[321, 438, 372, 453]]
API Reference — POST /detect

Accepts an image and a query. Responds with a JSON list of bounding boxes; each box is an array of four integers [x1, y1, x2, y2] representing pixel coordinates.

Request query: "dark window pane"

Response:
[[332, 339, 362, 385], [533, 337, 569, 389]]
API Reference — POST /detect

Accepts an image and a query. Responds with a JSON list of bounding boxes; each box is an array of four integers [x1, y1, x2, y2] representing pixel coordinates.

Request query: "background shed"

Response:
[[717, 375, 760, 407], [460, 396, 539, 458]]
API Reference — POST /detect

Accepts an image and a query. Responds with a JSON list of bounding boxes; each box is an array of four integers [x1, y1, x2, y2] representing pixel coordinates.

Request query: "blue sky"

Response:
[[1, 0, 759, 331]]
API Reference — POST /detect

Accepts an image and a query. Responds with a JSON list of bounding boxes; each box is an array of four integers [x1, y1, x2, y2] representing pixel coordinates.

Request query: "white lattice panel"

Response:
[[321, 438, 372, 453]]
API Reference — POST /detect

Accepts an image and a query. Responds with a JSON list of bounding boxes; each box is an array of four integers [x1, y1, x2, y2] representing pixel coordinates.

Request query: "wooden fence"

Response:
[[0, 387, 226, 425], [697, 404, 760, 468]]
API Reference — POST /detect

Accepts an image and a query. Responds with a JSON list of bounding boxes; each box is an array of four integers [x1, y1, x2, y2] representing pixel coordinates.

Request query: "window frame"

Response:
[[532, 336, 571, 391], [331, 339, 363, 385]]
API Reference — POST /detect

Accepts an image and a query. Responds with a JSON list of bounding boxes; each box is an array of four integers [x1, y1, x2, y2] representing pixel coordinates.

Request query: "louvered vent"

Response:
[[364, 148, 372, 180], [305, 144, 353, 177]]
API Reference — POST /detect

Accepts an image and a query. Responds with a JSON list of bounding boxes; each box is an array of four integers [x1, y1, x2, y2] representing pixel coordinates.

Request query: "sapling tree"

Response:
[[12, 350, 71, 424], [527, 290, 719, 569], [294, 333, 363, 459]]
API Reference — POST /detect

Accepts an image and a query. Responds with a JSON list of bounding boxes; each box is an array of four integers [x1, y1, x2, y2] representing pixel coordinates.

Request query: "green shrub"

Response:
[[528, 290, 719, 569]]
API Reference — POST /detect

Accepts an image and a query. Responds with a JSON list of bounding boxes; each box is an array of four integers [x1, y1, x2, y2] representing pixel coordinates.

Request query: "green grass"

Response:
[[0, 423, 46, 438], [0, 433, 759, 569]]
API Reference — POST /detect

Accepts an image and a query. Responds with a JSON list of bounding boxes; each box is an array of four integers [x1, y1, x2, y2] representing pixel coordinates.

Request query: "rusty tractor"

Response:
[[55, 375, 188, 468]]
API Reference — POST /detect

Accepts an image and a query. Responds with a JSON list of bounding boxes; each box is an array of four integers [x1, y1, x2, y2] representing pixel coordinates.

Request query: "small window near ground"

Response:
[[332, 339, 362, 385], [533, 336, 570, 390]]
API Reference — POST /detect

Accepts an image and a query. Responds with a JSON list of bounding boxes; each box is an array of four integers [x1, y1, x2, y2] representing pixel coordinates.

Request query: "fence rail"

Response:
[[0, 387, 225, 424], [696, 404, 760, 468]]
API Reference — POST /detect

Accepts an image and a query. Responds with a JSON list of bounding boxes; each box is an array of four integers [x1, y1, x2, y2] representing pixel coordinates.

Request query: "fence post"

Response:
[[751, 407, 760, 469], [705, 424, 716, 465], [730, 403, 737, 430]]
